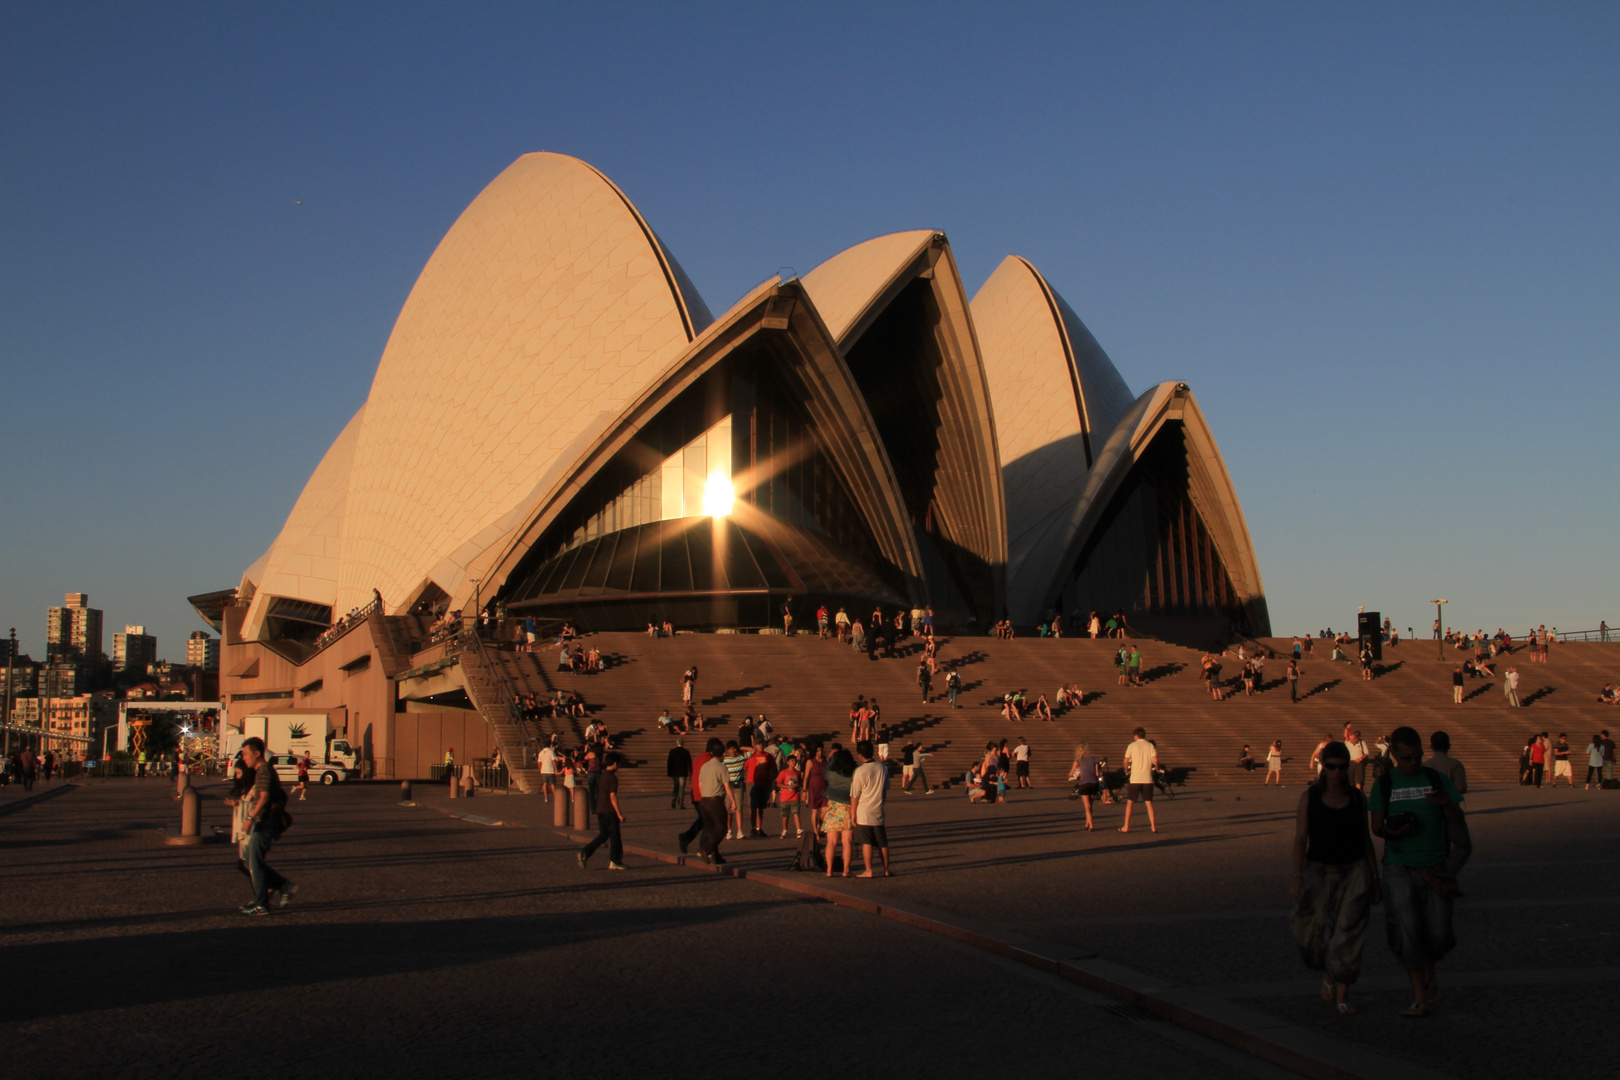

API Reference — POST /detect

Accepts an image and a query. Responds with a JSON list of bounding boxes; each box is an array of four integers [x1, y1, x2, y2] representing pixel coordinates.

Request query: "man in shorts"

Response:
[[850, 741, 891, 876], [1369, 726, 1470, 1017], [537, 741, 557, 802], [1013, 737, 1032, 789], [1119, 728, 1158, 833]]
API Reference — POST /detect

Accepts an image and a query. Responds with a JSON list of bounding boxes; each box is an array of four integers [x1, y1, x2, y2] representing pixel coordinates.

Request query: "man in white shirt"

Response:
[[1120, 728, 1158, 833], [1012, 738, 1032, 789], [537, 743, 557, 803], [1344, 728, 1369, 789], [849, 741, 892, 877]]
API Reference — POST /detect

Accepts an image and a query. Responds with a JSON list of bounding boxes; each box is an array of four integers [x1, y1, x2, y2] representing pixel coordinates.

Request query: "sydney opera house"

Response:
[[192, 152, 1268, 775]]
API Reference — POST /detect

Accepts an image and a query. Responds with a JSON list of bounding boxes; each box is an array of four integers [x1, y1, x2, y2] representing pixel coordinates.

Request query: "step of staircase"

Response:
[[471, 633, 1620, 795]]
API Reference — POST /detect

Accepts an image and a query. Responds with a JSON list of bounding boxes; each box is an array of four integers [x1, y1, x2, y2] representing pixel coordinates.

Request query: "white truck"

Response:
[[223, 712, 360, 777]]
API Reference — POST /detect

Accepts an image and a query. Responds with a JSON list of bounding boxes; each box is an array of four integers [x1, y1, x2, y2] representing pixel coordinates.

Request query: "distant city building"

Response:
[[113, 625, 158, 673], [0, 656, 40, 700], [9, 694, 113, 753], [46, 592, 103, 661], [114, 625, 157, 676], [40, 660, 83, 699], [186, 631, 219, 671]]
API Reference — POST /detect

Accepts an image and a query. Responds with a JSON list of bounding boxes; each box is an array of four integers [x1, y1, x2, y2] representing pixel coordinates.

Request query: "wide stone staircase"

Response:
[[479, 630, 1620, 795], [454, 637, 544, 793]]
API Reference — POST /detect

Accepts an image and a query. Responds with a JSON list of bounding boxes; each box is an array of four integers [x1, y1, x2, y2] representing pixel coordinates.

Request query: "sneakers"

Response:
[[607, 862, 626, 871], [577, 849, 588, 869], [901, 788, 913, 795], [239, 904, 270, 916], [278, 882, 299, 909], [677, 833, 691, 854], [924, 788, 936, 794]]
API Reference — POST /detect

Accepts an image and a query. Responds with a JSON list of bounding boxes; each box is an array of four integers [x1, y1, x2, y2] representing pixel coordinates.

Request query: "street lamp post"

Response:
[[4, 628, 14, 756], [1430, 600, 1448, 661], [471, 578, 482, 639]]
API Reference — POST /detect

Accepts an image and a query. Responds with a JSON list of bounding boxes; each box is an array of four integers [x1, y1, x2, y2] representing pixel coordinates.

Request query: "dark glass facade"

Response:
[[496, 344, 908, 629], [1061, 422, 1249, 629], [843, 278, 994, 623]]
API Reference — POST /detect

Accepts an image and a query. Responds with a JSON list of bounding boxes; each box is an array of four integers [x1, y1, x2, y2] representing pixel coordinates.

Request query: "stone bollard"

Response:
[[176, 770, 190, 799], [448, 771, 459, 799], [571, 785, 589, 831], [553, 785, 568, 826], [400, 780, 412, 802], [461, 770, 475, 799], [180, 785, 200, 837]]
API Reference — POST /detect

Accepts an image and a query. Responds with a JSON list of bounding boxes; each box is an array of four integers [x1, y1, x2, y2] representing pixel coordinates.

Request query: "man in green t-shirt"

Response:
[[1368, 726, 1471, 1017]]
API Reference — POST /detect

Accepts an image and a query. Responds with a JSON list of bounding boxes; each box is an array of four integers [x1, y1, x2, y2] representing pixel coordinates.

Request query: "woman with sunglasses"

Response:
[[1289, 741, 1380, 1014]]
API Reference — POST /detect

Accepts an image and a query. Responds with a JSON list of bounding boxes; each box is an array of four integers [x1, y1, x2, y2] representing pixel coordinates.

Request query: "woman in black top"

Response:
[[1289, 741, 1380, 1014]]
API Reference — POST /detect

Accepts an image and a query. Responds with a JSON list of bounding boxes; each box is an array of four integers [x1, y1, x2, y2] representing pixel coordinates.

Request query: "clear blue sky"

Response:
[[3, 2, 1616, 659]]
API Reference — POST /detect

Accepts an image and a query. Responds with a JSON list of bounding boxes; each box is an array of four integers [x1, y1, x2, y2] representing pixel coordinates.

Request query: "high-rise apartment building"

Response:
[[113, 625, 158, 673], [46, 593, 103, 661], [0, 657, 40, 700], [186, 631, 220, 671], [40, 661, 84, 699]]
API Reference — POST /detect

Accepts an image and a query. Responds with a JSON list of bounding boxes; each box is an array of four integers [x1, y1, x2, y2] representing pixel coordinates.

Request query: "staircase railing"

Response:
[[1554, 624, 1617, 643], [461, 626, 541, 771]]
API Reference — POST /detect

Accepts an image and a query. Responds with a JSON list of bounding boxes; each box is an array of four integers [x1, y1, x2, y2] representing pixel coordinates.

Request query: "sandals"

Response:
[[1336, 1002, 1356, 1015], [1401, 1001, 1428, 1018], [1320, 976, 1335, 1002]]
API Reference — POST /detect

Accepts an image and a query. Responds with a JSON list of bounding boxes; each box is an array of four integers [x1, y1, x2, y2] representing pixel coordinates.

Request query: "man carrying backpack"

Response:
[[234, 737, 296, 916], [1368, 726, 1471, 1017]]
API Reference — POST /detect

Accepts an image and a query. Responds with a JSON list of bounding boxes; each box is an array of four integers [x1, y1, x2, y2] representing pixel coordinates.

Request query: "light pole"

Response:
[[4, 628, 14, 755], [1430, 600, 1448, 661], [471, 578, 481, 639]]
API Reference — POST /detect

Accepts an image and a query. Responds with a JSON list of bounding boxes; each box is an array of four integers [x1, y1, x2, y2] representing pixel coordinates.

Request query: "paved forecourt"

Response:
[[1, 778, 1281, 1080], [472, 769, 1620, 1079]]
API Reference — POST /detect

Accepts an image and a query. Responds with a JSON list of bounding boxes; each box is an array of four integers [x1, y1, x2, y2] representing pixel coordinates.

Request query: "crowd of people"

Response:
[[654, 726, 896, 879], [0, 747, 62, 790], [1517, 730, 1615, 788]]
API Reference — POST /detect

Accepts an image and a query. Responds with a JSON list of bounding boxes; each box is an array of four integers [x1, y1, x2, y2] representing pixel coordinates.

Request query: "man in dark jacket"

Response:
[[666, 737, 692, 809]]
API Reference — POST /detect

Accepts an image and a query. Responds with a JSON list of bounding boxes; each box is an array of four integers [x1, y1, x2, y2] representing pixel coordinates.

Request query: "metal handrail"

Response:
[[465, 626, 540, 768], [309, 595, 383, 656], [1554, 625, 1617, 643]]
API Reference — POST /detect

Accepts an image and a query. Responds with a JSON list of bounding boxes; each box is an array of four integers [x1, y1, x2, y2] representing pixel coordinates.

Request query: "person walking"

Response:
[[1288, 659, 1302, 703], [746, 741, 777, 837], [822, 747, 857, 877], [1586, 735, 1605, 789], [1345, 730, 1369, 790], [666, 737, 691, 809], [577, 752, 626, 870], [1551, 734, 1572, 789], [231, 737, 295, 915], [1068, 743, 1101, 830], [722, 740, 748, 840], [1451, 666, 1464, 705], [1425, 732, 1468, 799], [1503, 666, 1520, 707], [850, 741, 892, 877], [1368, 726, 1471, 1018], [917, 659, 932, 704], [1119, 728, 1158, 833], [1013, 737, 1032, 789], [1528, 736, 1546, 788], [294, 751, 312, 801], [946, 669, 962, 709], [1290, 741, 1381, 1014]]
